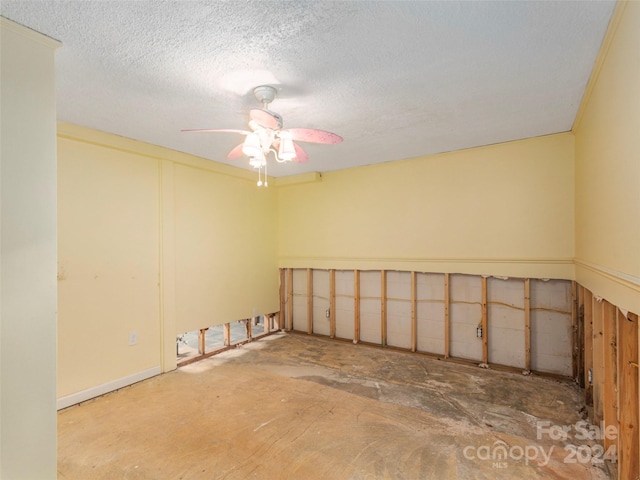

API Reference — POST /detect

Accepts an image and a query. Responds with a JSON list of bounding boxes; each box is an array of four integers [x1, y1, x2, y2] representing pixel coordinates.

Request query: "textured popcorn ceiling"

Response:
[[1, 0, 616, 177]]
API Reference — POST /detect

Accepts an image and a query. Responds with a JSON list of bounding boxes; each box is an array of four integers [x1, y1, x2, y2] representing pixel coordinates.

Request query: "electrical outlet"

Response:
[[325, 308, 330, 318], [129, 331, 137, 346]]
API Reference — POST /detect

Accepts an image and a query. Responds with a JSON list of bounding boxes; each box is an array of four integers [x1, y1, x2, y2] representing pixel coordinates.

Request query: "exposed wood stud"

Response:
[[616, 306, 620, 431], [381, 270, 387, 347], [246, 318, 252, 340], [584, 288, 594, 407], [444, 273, 450, 359], [279, 268, 285, 329], [286, 268, 293, 331], [592, 295, 604, 425], [577, 285, 585, 388], [307, 268, 313, 334], [264, 314, 271, 334], [198, 328, 208, 355], [354, 269, 360, 343], [617, 311, 639, 480], [223, 323, 231, 346], [524, 279, 531, 372], [602, 300, 617, 450], [329, 269, 336, 338], [411, 271, 417, 353], [481, 276, 488, 365], [571, 281, 578, 380]]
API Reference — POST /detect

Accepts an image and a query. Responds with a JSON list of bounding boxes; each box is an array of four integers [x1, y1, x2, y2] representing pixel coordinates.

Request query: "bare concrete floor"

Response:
[[58, 333, 611, 479]]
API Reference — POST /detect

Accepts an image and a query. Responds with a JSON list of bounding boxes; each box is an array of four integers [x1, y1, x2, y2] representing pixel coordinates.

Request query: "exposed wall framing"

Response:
[[524, 278, 531, 371], [286, 268, 293, 331], [283, 268, 573, 376], [360, 271, 381, 345], [177, 313, 280, 367], [312, 269, 330, 337], [354, 269, 361, 343], [576, 286, 640, 480], [381, 270, 387, 347], [281, 267, 639, 480], [416, 273, 445, 356], [444, 273, 450, 358], [583, 287, 594, 406]]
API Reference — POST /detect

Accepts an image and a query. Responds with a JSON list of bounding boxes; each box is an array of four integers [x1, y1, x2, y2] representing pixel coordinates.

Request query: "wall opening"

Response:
[[283, 268, 574, 377], [176, 315, 277, 367]]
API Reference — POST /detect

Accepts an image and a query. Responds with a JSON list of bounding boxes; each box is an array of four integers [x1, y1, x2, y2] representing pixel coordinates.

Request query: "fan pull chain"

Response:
[[264, 158, 268, 187]]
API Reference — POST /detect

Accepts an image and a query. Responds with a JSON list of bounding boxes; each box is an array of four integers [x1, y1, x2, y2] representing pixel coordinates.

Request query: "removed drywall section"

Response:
[[416, 273, 446, 355], [313, 269, 330, 336], [335, 270, 355, 340], [287, 268, 575, 377], [292, 268, 308, 332], [449, 274, 483, 362], [360, 270, 382, 344], [386, 271, 412, 350], [487, 277, 526, 369], [530, 279, 573, 376]]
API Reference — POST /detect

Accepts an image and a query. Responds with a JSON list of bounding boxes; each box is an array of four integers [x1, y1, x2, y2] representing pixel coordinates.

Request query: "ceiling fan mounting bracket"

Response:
[[253, 85, 277, 108]]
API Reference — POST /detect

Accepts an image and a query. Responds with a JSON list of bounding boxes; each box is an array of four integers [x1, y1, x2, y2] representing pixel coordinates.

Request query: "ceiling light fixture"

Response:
[[242, 132, 262, 158], [277, 131, 296, 162], [182, 85, 343, 188]]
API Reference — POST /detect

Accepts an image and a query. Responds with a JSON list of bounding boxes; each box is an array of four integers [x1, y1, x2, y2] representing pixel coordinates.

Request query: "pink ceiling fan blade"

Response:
[[227, 143, 245, 160], [287, 128, 343, 144], [249, 109, 280, 130], [292, 143, 309, 163], [181, 128, 250, 135]]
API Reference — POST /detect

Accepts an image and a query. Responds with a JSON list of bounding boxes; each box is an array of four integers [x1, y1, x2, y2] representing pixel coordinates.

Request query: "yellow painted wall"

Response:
[[574, 1, 640, 314], [278, 133, 575, 279], [57, 135, 161, 396], [173, 163, 279, 332], [57, 124, 279, 398]]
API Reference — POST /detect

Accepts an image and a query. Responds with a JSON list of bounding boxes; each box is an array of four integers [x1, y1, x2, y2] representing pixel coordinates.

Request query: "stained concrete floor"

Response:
[[58, 333, 611, 479]]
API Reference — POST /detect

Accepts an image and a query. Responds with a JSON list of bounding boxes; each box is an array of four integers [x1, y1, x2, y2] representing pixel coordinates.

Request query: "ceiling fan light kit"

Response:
[[242, 132, 262, 158], [277, 131, 296, 161], [183, 85, 343, 187]]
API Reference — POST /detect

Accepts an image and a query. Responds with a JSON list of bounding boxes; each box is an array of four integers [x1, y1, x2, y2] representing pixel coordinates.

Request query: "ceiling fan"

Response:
[[182, 85, 343, 186]]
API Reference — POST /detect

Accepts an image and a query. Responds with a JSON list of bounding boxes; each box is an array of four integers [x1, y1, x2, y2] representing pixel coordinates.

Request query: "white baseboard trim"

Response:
[[57, 366, 162, 410]]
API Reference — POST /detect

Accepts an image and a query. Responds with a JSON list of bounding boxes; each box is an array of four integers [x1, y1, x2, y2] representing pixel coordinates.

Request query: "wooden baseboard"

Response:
[[57, 366, 162, 410]]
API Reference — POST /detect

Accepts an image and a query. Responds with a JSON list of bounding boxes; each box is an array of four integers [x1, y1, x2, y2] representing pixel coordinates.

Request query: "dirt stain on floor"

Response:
[[58, 333, 611, 480]]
